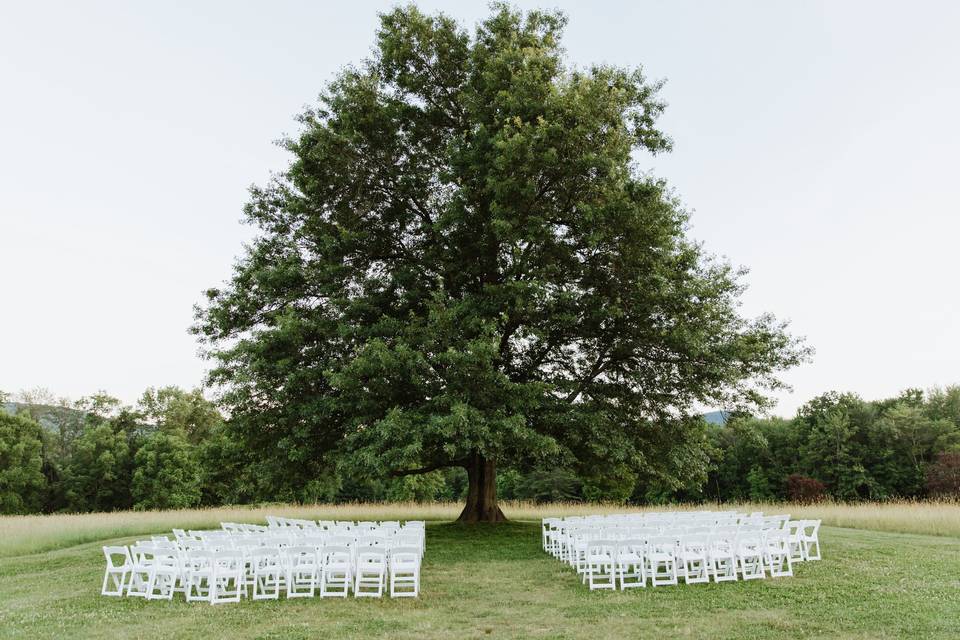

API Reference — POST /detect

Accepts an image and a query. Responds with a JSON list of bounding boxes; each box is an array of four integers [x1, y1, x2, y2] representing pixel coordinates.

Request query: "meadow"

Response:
[[2, 499, 958, 558], [1, 501, 959, 639]]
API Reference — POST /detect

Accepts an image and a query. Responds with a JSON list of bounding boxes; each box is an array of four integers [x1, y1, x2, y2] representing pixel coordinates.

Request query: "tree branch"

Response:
[[565, 344, 613, 403], [390, 460, 463, 477]]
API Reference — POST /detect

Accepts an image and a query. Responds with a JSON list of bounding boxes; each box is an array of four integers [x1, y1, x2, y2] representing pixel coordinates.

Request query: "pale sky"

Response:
[[2, 1, 958, 416]]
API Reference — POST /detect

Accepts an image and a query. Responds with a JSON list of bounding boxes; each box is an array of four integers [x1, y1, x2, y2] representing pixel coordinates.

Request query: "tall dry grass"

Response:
[[2, 499, 957, 558], [0, 503, 460, 558], [516, 499, 960, 538]]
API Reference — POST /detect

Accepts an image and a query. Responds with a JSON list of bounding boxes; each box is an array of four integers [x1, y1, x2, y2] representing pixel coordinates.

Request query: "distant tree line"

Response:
[[0, 386, 473, 514], [700, 387, 960, 503], [1, 387, 217, 514], [1, 385, 958, 515]]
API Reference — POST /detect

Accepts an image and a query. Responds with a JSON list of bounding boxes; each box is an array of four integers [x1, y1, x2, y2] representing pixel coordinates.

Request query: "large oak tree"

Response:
[[194, 4, 809, 522]]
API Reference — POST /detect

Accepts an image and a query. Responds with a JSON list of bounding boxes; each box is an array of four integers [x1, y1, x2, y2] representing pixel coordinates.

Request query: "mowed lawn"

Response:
[[1, 518, 959, 640]]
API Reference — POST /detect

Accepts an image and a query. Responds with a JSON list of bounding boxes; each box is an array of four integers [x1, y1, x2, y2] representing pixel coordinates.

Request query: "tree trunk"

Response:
[[457, 453, 507, 523]]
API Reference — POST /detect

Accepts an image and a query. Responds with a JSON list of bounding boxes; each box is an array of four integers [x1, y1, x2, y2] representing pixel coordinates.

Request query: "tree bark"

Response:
[[457, 453, 507, 523]]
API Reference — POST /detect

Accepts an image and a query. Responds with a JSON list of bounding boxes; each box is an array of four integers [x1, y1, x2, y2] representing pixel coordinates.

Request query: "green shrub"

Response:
[[132, 431, 201, 510], [0, 413, 46, 514]]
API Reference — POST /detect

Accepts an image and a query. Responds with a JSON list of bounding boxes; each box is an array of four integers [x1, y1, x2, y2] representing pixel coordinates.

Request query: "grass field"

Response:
[[2, 499, 958, 558], [1, 503, 959, 639]]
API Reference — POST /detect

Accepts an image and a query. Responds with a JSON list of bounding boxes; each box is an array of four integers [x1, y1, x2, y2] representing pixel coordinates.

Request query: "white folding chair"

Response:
[[708, 532, 738, 583], [585, 539, 617, 591], [126, 544, 153, 598], [184, 549, 215, 603], [101, 546, 132, 596], [570, 530, 593, 578], [646, 535, 679, 587], [679, 535, 710, 584], [736, 532, 766, 581], [786, 520, 805, 563], [541, 519, 555, 553], [251, 548, 284, 600], [354, 549, 387, 597], [320, 546, 352, 597], [393, 533, 421, 556], [616, 539, 646, 589], [327, 535, 354, 549], [799, 520, 822, 561], [211, 549, 244, 604], [389, 547, 420, 598], [145, 549, 180, 600], [763, 529, 794, 578], [285, 546, 320, 598]]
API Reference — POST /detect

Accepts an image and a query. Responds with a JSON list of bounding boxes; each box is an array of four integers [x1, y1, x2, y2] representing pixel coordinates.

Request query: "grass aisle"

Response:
[[1, 522, 958, 639]]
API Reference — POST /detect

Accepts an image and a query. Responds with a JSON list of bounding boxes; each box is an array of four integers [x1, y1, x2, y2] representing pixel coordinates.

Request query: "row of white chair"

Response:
[[264, 517, 410, 531], [176, 531, 425, 556], [213, 519, 426, 554], [544, 513, 820, 559], [102, 518, 425, 603], [549, 523, 821, 564], [103, 543, 421, 602], [543, 511, 784, 545], [542, 511, 822, 590], [579, 530, 794, 589]]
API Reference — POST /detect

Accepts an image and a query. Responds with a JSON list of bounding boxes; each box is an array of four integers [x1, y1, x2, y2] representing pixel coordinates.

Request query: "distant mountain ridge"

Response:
[[702, 410, 730, 425], [2, 402, 87, 433]]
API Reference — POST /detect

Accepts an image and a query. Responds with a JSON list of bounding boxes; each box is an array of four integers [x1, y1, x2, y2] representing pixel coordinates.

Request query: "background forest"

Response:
[[2, 384, 958, 515]]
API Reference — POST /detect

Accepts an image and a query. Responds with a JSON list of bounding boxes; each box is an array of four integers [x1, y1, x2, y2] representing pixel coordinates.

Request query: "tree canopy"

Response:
[[132, 431, 202, 510], [61, 420, 133, 512], [0, 412, 46, 514], [705, 388, 960, 503], [193, 3, 808, 521]]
